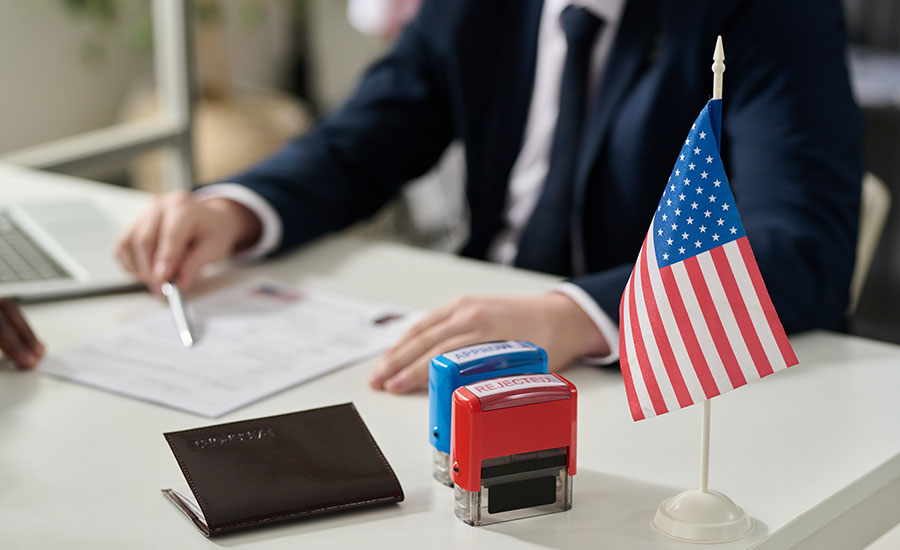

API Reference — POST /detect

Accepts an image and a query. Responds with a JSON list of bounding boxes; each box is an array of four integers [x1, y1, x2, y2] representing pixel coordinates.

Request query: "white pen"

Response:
[[161, 281, 195, 348]]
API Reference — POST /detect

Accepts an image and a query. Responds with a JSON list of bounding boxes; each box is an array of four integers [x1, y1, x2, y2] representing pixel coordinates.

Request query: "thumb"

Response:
[[175, 236, 232, 290]]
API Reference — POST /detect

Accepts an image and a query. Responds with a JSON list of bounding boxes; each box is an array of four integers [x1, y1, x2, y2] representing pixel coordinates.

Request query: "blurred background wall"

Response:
[[842, 0, 900, 345], [0, 0, 385, 157], [0, 1, 153, 155]]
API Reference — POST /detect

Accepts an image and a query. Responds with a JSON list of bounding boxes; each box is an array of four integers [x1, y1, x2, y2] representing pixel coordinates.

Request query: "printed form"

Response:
[[40, 281, 412, 417]]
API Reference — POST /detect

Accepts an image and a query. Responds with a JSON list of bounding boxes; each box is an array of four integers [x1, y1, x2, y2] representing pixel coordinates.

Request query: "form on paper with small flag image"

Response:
[[618, 98, 798, 422]]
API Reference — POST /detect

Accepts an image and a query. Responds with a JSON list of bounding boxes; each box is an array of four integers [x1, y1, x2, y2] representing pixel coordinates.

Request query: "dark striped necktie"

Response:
[[515, 5, 605, 275]]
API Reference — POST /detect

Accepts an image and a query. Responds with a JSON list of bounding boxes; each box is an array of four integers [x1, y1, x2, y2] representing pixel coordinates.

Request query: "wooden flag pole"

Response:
[[699, 36, 725, 495]]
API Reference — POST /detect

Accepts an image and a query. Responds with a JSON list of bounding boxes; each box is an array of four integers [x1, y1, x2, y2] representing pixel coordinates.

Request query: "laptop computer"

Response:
[[0, 200, 140, 302]]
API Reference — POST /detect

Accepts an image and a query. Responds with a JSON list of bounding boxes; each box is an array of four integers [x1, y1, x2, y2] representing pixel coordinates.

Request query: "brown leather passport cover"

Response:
[[162, 403, 404, 537]]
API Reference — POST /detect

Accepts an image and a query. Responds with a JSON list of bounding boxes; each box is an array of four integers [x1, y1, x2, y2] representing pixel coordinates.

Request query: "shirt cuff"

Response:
[[194, 183, 283, 261], [552, 282, 620, 366]]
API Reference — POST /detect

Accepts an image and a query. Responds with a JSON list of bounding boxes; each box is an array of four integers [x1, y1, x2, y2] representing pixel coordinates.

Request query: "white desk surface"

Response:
[[1, 164, 899, 550]]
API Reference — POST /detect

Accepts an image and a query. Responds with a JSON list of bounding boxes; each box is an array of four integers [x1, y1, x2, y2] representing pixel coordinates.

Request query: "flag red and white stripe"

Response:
[[619, 222, 798, 421]]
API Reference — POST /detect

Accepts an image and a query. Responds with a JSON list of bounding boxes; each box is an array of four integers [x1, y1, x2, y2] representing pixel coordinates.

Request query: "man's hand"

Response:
[[369, 292, 610, 393], [114, 192, 262, 294], [0, 299, 44, 369]]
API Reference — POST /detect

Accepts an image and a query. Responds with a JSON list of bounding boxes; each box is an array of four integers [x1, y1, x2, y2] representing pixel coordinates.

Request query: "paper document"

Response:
[[41, 281, 412, 417], [172, 485, 206, 523]]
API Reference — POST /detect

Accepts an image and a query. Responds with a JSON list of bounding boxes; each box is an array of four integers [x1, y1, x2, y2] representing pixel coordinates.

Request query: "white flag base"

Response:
[[651, 489, 752, 543]]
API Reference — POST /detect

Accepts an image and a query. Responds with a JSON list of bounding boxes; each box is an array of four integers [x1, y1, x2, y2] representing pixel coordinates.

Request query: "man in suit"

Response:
[[115, 0, 863, 393]]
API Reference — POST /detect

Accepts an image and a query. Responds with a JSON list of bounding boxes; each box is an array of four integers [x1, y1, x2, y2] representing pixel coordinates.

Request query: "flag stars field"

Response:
[[649, 100, 748, 271]]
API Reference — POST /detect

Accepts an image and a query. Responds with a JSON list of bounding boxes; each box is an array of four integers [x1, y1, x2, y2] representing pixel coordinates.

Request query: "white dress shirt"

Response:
[[200, 0, 626, 364], [487, 0, 624, 266]]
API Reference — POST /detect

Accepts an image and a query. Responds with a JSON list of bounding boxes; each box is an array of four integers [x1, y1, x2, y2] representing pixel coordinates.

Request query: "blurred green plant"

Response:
[[56, 0, 279, 67], [60, 0, 116, 22], [57, 0, 148, 66]]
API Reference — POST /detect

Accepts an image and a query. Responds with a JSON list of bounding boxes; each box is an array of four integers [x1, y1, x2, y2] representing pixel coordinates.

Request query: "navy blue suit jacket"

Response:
[[230, 0, 862, 334]]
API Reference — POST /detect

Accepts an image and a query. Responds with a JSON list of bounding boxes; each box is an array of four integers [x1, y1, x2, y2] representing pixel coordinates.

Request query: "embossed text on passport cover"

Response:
[[162, 403, 404, 536]]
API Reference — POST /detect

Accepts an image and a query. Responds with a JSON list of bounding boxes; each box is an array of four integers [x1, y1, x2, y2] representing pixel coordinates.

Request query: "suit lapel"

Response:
[[568, 0, 659, 274], [573, 0, 660, 204], [470, 0, 543, 255]]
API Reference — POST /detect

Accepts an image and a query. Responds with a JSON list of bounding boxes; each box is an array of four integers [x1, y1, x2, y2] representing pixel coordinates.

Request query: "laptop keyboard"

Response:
[[0, 211, 71, 283]]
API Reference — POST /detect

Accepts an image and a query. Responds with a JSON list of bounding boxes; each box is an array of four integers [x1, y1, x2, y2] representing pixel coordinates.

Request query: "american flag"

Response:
[[619, 99, 798, 421]]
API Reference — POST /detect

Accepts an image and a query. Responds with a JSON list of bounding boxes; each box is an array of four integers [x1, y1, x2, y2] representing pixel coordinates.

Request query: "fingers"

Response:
[[114, 237, 137, 275], [131, 210, 163, 287], [115, 203, 164, 291], [115, 192, 199, 293], [0, 322, 31, 368], [382, 333, 479, 394], [370, 295, 496, 394], [369, 300, 459, 389], [0, 299, 43, 369], [115, 193, 255, 294], [0, 299, 41, 351], [375, 315, 467, 385], [176, 235, 231, 290], [151, 199, 197, 288], [394, 300, 456, 343], [370, 300, 468, 390]]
